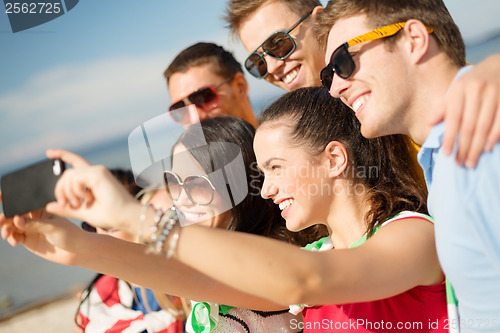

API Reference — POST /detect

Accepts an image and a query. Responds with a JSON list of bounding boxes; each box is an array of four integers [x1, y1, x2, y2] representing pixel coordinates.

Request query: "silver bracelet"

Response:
[[154, 209, 174, 253], [138, 203, 152, 244], [162, 206, 181, 258], [166, 221, 180, 259], [146, 209, 165, 252], [142, 205, 181, 257]]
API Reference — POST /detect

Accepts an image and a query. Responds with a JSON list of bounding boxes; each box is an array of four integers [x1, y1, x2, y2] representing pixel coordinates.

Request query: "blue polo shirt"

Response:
[[418, 67, 500, 332]]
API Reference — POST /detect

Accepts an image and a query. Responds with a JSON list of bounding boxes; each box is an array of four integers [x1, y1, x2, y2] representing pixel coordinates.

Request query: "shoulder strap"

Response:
[[380, 211, 434, 227], [351, 211, 434, 248]]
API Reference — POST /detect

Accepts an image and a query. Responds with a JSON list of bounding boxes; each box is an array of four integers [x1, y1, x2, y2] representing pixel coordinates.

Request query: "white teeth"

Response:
[[278, 199, 294, 211], [183, 211, 205, 221], [283, 68, 299, 84], [352, 95, 369, 113]]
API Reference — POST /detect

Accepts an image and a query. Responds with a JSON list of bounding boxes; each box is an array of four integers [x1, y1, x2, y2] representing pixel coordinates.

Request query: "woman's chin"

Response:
[[285, 219, 301, 232], [285, 216, 312, 233]]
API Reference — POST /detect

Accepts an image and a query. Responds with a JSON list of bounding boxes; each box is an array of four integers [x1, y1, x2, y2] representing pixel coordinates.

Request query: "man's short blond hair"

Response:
[[224, 0, 321, 37], [315, 0, 465, 67]]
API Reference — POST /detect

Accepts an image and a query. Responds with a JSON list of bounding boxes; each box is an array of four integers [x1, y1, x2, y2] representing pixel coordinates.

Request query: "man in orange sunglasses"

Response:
[[318, 0, 500, 328], [225, 0, 500, 168]]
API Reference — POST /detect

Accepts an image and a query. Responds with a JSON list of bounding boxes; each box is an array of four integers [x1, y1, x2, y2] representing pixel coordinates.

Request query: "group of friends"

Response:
[[2, 0, 500, 332]]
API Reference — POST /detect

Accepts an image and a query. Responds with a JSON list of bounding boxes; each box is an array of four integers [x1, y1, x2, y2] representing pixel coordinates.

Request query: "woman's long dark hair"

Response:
[[175, 116, 324, 245], [258, 87, 428, 237]]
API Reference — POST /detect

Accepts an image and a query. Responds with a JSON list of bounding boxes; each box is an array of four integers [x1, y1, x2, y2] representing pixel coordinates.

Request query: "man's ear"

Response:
[[311, 5, 324, 20], [403, 19, 432, 64], [232, 72, 249, 101], [324, 141, 349, 178]]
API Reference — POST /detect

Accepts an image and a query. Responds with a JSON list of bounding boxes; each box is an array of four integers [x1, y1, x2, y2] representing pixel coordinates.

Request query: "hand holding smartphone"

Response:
[[1, 159, 66, 218]]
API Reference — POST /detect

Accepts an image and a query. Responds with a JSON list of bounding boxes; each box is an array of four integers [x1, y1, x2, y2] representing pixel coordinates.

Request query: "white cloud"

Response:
[[0, 35, 283, 173], [0, 53, 171, 172]]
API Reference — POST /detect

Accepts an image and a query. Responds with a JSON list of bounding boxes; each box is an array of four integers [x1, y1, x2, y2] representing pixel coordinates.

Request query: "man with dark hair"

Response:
[[320, 0, 500, 328], [164, 42, 256, 127]]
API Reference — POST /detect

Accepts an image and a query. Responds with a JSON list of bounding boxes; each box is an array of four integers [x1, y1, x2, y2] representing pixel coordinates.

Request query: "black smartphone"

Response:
[[1, 159, 66, 218]]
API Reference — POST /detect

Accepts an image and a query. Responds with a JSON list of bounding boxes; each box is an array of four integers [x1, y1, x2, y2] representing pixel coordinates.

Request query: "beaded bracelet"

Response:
[[148, 209, 165, 249], [139, 204, 181, 257], [155, 207, 181, 258], [154, 208, 173, 253], [138, 203, 152, 244], [156, 207, 177, 254], [161, 206, 181, 258], [165, 220, 180, 259]]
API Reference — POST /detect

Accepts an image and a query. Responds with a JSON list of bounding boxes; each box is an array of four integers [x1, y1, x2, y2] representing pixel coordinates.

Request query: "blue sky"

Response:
[[1, 0, 500, 175]]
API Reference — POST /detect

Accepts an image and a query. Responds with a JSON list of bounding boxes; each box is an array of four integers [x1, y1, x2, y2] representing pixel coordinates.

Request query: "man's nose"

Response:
[[328, 73, 350, 99], [265, 56, 286, 77]]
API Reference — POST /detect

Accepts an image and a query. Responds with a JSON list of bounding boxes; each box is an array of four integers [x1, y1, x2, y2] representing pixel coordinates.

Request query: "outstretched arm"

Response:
[[172, 218, 443, 306], [430, 54, 500, 168], [0, 149, 286, 311], [0, 212, 286, 311], [22, 149, 442, 308]]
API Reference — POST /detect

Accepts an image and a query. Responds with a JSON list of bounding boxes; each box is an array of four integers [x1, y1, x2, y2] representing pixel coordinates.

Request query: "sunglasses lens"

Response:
[[245, 53, 267, 78], [164, 172, 181, 200], [168, 86, 218, 122], [320, 45, 356, 90], [184, 176, 213, 205], [169, 100, 185, 112], [245, 32, 294, 79], [262, 32, 294, 58], [332, 45, 355, 79], [320, 66, 333, 90], [190, 87, 218, 111], [81, 221, 97, 233]]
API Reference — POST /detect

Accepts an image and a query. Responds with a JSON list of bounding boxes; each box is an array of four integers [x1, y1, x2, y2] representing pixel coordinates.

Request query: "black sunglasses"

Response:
[[245, 11, 312, 79], [81, 221, 96, 233], [168, 77, 232, 124], [164, 171, 215, 205], [320, 22, 434, 90], [81, 221, 114, 233]]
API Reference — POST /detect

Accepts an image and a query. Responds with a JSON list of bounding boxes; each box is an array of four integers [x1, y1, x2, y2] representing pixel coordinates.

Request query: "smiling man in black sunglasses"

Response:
[[225, 0, 325, 91], [164, 42, 257, 127]]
